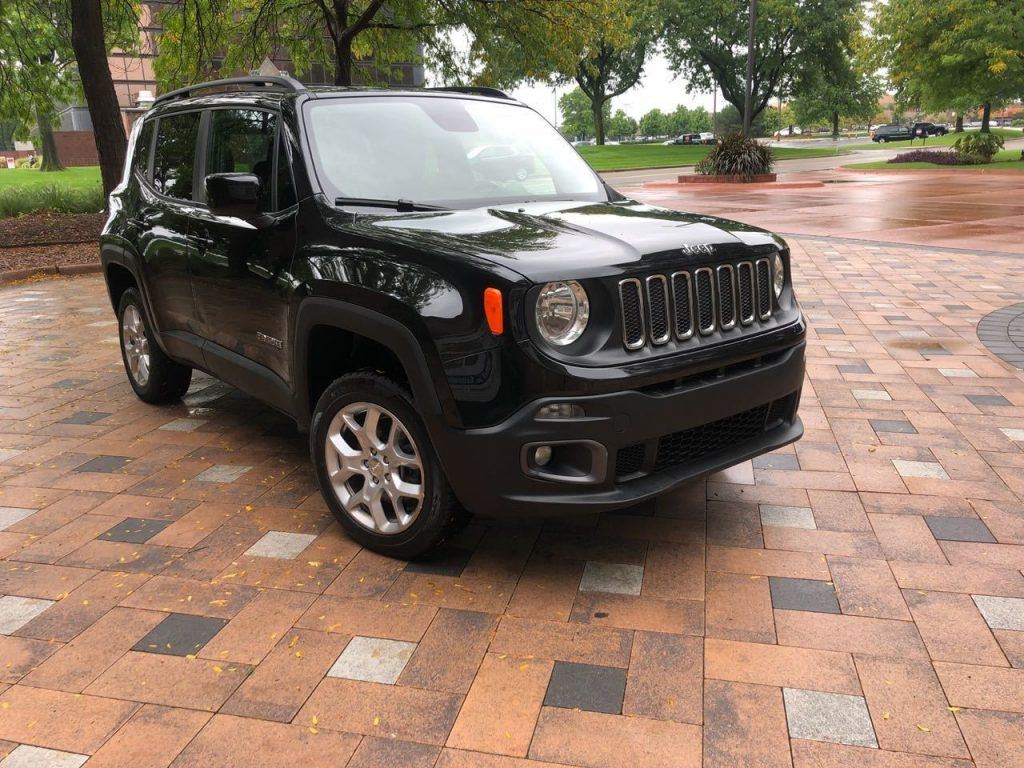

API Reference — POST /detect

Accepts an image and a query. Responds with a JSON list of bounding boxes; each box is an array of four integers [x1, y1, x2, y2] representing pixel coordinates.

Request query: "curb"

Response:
[[0, 262, 101, 285]]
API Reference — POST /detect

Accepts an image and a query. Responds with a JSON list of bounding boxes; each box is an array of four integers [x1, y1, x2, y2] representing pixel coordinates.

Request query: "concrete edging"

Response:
[[0, 262, 101, 285]]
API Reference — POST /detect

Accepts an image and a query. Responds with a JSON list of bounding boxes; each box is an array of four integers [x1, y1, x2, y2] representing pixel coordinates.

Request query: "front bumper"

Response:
[[434, 339, 805, 517]]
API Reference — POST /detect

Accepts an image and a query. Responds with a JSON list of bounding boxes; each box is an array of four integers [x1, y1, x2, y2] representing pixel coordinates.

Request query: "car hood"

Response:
[[359, 199, 784, 283]]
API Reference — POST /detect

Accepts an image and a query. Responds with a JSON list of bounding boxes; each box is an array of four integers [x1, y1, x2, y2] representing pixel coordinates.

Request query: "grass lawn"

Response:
[[576, 143, 848, 171], [848, 127, 1019, 151], [0, 165, 102, 192], [845, 149, 1024, 171]]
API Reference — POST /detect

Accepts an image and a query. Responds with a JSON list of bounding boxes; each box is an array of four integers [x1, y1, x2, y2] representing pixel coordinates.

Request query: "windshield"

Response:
[[304, 95, 607, 208]]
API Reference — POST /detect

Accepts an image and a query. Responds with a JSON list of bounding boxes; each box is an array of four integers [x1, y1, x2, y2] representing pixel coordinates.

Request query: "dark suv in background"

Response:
[[102, 76, 805, 557]]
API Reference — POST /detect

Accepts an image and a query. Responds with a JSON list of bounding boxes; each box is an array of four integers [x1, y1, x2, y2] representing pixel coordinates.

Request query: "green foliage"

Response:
[[695, 134, 774, 179], [715, 105, 771, 138], [559, 87, 610, 140], [953, 132, 1005, 163], [872, 0, 1024, 123], [666, 104, 711, 135], [0, 183, 105, 218], [638, 108, 670, 137], [606, 109, 637, 140], [663, 0, 863, 128]]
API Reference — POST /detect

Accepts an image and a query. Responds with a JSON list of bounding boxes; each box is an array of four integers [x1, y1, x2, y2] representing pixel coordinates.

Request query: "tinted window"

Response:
[[276, 134, 296, 209], [131, 119, 153, 180], [207, 109, 276, 211], [153, 112, 200, 200]]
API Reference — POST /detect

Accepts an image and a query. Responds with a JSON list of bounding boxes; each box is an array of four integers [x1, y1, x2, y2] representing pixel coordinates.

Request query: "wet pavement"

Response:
[[1, 179, 1023, 766]]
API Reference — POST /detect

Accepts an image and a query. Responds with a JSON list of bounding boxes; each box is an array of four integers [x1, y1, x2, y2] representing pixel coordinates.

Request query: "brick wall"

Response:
[[53, 132, 100, 167]]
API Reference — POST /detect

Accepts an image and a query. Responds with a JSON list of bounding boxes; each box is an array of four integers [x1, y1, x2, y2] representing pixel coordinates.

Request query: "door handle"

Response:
[[129, 209, 158, 229]]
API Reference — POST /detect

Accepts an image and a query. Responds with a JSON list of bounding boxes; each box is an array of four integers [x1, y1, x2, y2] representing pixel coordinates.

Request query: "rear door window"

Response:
[[131, 119, 154, 180], [152, 112, 200, 200]]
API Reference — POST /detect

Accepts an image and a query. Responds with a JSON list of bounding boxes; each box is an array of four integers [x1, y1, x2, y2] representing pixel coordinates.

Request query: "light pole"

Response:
[[743, 0, 757, 138]]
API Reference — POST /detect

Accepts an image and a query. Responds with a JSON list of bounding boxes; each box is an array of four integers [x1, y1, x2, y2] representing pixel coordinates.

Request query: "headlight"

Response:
[[773, 252, 785, 298], [536, 281, 589, 346]]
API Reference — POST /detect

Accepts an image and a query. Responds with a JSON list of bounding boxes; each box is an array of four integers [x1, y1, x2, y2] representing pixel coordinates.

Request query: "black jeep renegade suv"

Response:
[[101, 75, 806, 558]]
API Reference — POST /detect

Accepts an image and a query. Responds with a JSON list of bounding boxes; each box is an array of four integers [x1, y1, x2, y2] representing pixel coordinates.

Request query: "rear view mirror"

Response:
[[205, 173, 260, 217]]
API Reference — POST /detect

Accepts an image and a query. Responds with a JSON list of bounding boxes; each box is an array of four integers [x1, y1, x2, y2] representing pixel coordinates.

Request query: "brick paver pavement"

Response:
[[0, 235, 1022, 767]]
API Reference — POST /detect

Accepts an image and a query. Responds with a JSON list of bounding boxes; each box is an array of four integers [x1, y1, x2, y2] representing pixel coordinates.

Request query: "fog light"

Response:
[[534, 445, 553, 466], [536, 403, 585, 420]]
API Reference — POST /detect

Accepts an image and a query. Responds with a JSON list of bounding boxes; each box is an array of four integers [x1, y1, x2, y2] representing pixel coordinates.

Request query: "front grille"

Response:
[[619, 256, 775, 350], [615, 443, 645, 477], [654, 403, 771, 472]]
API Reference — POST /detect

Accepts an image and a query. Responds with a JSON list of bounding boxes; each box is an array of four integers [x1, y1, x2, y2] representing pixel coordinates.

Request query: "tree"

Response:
[[791, 13, 882, 137], [606, 109, 637, 139], [559, 87, 608, 140], [638, 108, 670, 137], [663, 0, 862, 131], [0, 0, 140, 191], [156, 0, 595, 89], [666, 104, 712, 135], [872, 0, 1024, 133]]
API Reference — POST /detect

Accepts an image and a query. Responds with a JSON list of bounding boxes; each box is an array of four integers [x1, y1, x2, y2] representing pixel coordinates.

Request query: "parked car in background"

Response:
[[698, 132, 716, 144], [870, 124, 914, 142], [571, 139, 595, 147], [912, 122, 948, 137], [664, 133, 700, 145], [773, 126, 803, 138]]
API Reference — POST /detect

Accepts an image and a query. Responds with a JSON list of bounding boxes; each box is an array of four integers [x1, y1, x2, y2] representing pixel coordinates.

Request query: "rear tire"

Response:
[[117, 288, 192, 404], [310, 371, 468, 558]]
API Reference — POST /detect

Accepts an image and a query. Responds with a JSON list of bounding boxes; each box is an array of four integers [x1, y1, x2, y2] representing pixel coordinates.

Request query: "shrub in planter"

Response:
[[952, 132, 1004, 162], [695, 133, 774, 179], [886, 150, 981, 165]]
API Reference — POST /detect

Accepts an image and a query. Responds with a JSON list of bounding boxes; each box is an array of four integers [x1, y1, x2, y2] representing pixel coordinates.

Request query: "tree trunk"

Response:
[[742, 0, 758, 137], [955, 114, 963, 133], [981, 101, 991, 133], [592, 99, 606, 145], [36, 111, 65, 172], [70, 0, 127, 199], [831, 110, 839, 139], [335, 37, 354, 85]]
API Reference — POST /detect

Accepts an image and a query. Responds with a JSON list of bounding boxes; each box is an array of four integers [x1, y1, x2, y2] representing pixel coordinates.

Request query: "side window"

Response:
[[153, 112, 200, 200], [276, 134, 297, 209], [206, 109, 276, 211], [131, 119, 154, 180]]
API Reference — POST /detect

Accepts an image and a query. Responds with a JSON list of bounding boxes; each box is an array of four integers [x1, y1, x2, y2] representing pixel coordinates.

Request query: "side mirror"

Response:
[[205, 173, 261, 218]]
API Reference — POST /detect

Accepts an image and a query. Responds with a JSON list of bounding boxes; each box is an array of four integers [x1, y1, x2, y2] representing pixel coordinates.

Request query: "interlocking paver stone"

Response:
[[543, 660, 627, 715], [158, 418, 207, 432], [0, 745, 88, 768], [783, 688, 878, 748], [967, 393, 1012, 407], [752, 454, 800, 470], [74, 455, 131, 473], [0, 449, 22, 463], [759, 505, 816, 529], [769, 577, 840, 614], [972, 595, 1024, 631], [327, 636, 417, 684], [58, 412, 111, 425], [405, 547, 473, 577], [243, 531, 316, 559], [853, 389, 891, 401], [131, 613, 228, 656], [0, 508, 33, 531], [578, 562, 644, 595], [1000, 428, 1024, 442], [924, 516, 996, 543], [100, 517, 172, 544], [869, 419, 917, 434], [892, 460, 949, 480], [194, 465, 251, 483], [0, 596, 54, 634]]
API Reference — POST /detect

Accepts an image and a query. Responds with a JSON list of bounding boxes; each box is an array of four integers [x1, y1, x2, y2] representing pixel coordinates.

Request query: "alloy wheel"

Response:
[[122, 304, 151, 387], [324, 402, 425, 534]]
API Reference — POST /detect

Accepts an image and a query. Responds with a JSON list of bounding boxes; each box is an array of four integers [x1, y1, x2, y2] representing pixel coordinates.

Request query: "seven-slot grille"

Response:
[[618, 257, 775, 350]]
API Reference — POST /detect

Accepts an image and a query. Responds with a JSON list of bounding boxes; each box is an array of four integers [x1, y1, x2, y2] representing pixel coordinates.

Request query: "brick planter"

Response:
[[678, 173, 777, 184]]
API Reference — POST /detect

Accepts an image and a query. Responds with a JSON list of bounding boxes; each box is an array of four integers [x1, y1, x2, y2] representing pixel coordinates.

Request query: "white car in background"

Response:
[[773, 126, 803, 138]]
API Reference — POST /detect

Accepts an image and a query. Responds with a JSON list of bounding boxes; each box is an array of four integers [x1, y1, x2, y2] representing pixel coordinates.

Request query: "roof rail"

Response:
[[427, 86, 512, 100], [153, 75, 307, 107]]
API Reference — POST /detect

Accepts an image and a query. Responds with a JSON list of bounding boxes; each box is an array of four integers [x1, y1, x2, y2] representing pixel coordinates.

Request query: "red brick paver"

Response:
[[1, 225, 1023, 767]]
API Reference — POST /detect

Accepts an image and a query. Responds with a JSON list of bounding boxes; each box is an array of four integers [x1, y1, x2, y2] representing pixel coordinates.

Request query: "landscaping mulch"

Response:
[[0, 241, 99, 273], [0, 211, 105, 247]]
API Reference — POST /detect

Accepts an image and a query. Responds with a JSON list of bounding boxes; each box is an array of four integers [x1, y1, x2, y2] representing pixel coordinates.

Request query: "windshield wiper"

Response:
[[334, 197, 447, 212]]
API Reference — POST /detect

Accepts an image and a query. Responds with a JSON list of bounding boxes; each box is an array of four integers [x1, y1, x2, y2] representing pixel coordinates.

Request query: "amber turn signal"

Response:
[[484, 287, 503, 335]]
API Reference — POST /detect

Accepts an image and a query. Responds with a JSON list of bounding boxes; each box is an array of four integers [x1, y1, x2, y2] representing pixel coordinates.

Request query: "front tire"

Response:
[[310, 371, 467, 558], [118, 288, 192, 404]]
